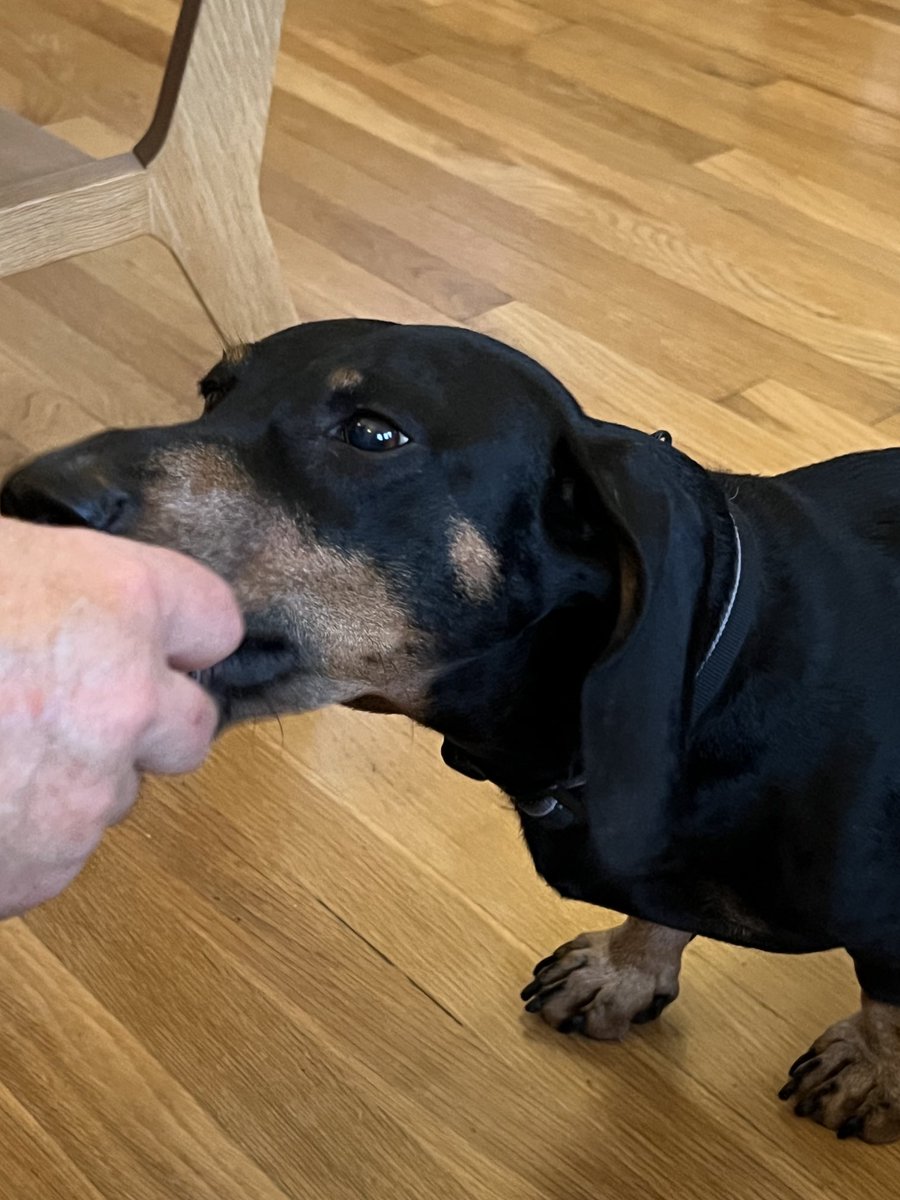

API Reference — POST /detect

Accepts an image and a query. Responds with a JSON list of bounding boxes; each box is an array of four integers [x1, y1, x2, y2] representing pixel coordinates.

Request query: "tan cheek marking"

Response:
[[449, 518, 501, 604], [243, 514, 427, 687], [136, 445, 258, 582], [150, 444, 252, 495], [617, 548, 640, 629], [135, 445, 432, 712], [326, 366, 364, 392]]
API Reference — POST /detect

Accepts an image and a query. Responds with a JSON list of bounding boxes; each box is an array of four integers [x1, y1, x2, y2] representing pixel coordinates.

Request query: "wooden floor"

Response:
[[3, 0, 900, 1195]]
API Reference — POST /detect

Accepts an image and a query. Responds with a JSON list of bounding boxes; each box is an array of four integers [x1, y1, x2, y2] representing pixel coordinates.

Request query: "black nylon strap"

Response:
[[690, 507, 759, 724]]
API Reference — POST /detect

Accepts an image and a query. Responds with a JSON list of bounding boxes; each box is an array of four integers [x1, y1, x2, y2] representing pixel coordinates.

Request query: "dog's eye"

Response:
[[338, 412, 410, 452]]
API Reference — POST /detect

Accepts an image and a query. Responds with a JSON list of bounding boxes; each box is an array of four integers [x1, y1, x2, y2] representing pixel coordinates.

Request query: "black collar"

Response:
[[442, 485, 760, 825], [690, 504, 758, 723]]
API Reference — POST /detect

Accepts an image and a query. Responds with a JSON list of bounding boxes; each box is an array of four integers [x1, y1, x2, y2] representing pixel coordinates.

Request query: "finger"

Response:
[[135, 670, 219, 774], [105, 766, 142, 827], [142, 546, 244, 671]]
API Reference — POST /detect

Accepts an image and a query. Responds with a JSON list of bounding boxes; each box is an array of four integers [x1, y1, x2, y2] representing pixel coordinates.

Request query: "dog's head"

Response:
[[1, 320, 725, 878]]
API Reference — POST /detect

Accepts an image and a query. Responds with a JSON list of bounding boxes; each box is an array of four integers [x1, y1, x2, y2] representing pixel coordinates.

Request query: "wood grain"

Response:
[[3, 0, 900, 1196]]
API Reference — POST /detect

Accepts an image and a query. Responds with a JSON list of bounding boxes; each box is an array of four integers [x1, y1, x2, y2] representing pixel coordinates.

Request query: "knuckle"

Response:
[[110, 678, 160, 743]]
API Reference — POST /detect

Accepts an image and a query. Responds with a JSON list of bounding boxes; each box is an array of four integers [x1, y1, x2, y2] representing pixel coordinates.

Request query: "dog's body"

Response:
[[6, 319, 900, 1141], [546, 450, 900, 970]]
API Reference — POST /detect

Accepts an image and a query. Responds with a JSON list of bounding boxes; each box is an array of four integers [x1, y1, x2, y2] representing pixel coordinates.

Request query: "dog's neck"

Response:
[[428, 492, 743, 802], [427, 597, 613, 798]]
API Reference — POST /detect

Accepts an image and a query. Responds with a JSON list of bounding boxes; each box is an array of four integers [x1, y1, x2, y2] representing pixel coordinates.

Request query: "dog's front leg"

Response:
[[779, 955, 900, 1142], [521, 918, 693, 1039]]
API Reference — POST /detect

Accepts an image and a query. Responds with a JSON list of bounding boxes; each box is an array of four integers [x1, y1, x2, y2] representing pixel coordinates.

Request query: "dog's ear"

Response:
[[564, 421, 713, 879], [198, 343, 253, 412]]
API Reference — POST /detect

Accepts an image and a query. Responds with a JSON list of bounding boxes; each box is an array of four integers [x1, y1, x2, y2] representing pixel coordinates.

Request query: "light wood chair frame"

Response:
[[0, 0, 296, 346]]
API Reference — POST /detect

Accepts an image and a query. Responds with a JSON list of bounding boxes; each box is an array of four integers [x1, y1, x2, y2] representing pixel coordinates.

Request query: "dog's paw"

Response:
[[520, 926, 683, 1041], [779, 1010, 900, 1143]]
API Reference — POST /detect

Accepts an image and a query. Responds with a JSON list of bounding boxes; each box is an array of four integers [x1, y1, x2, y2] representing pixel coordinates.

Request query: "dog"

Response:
[[5, 318, 900, 1143]]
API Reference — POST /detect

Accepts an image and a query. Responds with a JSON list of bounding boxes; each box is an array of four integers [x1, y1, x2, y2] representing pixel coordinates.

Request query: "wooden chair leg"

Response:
[[136, 0, 296, 346]]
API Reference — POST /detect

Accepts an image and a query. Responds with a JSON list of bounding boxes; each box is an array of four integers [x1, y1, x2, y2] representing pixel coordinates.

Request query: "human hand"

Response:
[[0, 519, 243, 916]]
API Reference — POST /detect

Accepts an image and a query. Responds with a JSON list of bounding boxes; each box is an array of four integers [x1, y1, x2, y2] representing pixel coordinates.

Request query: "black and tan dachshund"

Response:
[[5, 319, 900, 1142]]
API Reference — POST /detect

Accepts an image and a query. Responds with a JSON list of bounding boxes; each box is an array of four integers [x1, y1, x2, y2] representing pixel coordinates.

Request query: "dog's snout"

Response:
[[0, 459, 135, 533]]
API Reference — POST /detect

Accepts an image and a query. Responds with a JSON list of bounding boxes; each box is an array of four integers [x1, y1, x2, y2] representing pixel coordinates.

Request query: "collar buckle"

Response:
[[514, 775, 587, 822]]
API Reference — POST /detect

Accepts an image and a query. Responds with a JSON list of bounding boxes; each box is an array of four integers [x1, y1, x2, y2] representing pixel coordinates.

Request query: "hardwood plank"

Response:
[[723, 379, 897, 459], [473, 303, 834, 472], [874, 408, 900, 437], [270, 216, 462, 325], [0, 279, 198, 427], [396, 52, 900, 304], [24, 786, 647, 1200], [6, 260, 211, 396], [426, 43, 728, 162], [262, 170, 508, 321], [276, 38, 900, 390], [854, 12, 900, 29], [266, 92, 900, 422], [282, 0, 523, 63], [29, 735, 879, 1200], [0, 922, 293, 1200], [755, 79, 900, 161], [520, 0, 780, 85], [528, 21, 900, 208], [0, 369, 105, 457], [426, 0, 566, 45], [530, 0, 900, 114], [30, 0, 176, 70], [0, 109, 88, 187], [698, 149, 900, 261], [0, 1, 162, 134], [0, 1081, 106, 1200]]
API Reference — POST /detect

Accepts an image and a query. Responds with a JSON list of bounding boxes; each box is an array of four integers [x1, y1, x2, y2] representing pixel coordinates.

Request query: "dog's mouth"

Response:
[[192, 632, 299, 698]]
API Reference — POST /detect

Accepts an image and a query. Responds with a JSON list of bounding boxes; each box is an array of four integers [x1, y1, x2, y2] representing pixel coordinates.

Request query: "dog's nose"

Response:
[[0, 459, 135, 532]]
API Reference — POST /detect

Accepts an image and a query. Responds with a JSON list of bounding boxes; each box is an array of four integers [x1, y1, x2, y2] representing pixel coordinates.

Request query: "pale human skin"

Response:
[[0, 518, 243, 917]]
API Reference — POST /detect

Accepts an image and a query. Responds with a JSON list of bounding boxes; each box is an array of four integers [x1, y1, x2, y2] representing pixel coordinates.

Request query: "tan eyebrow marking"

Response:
[[327, 367, 364, 392]]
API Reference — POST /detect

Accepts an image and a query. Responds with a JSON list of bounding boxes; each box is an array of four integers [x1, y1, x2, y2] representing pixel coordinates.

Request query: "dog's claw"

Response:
[[522, 980, 563, 1012], [789, 1048, 818, 1076], [532, 955, 558, 977], [778, 1078, 799, 1102]]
